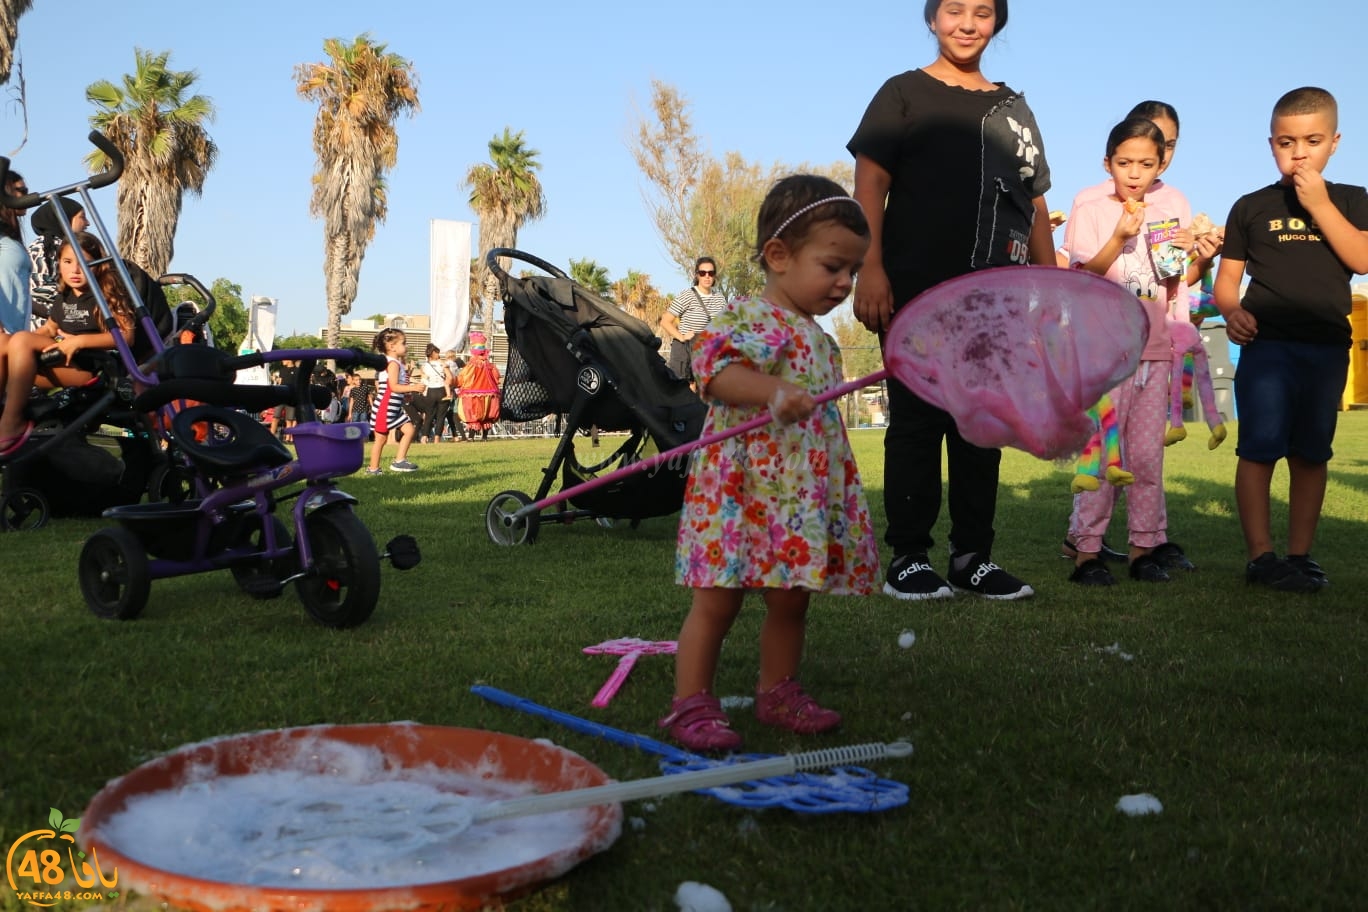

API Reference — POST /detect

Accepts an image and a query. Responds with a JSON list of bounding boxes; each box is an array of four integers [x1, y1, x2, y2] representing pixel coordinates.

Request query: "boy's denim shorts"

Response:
[[1234, 339, 1349, 463]]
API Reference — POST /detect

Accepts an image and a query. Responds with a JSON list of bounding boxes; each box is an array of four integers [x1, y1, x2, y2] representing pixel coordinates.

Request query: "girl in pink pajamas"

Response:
[[1062, 117, 1193, 585]]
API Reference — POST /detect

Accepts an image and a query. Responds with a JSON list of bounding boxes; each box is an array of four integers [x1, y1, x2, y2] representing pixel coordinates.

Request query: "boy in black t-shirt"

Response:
[[1215, 86, 1368, 593]]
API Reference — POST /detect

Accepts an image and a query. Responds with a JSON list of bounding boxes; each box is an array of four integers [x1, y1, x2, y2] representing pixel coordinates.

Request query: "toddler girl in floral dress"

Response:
[[661, 175, 880, 752]]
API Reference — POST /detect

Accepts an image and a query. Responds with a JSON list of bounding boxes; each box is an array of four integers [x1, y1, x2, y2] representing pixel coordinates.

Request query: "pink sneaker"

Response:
[[755, 678, 841, 734], [659, 691, 742, 752]]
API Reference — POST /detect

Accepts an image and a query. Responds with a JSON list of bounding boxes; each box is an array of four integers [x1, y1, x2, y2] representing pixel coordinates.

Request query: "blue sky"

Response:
[[5, 1, 1366, 336]]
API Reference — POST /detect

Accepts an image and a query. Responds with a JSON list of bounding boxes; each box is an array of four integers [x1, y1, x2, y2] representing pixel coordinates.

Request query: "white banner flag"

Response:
[[246, 296, 278, 353], [238, 295, 278, 385], [430, 219, 472, 352]]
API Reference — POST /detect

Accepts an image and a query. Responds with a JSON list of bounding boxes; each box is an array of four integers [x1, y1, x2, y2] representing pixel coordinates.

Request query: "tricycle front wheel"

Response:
[[296, 507, 380, 628], [80, 527, 150, 620]]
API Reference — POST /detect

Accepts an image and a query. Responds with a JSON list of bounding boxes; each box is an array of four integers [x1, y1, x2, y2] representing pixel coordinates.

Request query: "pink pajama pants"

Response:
[[1069, 359, 1171, 553]]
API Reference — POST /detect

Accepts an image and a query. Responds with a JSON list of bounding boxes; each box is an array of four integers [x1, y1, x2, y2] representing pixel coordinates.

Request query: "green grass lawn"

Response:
[[3, 413, 1366, 911]]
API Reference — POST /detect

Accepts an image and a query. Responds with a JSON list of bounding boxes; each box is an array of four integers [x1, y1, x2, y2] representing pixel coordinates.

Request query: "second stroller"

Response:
[[483, 248, 707, 545]]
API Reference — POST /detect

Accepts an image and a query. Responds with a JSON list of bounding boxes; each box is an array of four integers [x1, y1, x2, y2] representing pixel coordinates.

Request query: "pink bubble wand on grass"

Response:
[[583, 637, 678, 707]]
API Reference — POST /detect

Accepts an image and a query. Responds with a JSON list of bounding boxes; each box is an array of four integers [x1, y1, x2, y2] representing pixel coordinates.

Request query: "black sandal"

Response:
[[1150, 541, 1195, 571], [1069, 558, 1117, 586], [1061, 538, 1127, 563], [1128, 554, 1171, 583]]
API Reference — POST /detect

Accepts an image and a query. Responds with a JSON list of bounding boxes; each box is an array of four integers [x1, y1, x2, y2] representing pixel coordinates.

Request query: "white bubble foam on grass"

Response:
[[1116, 793, 1163, 816], [675, 880, 732, 911]]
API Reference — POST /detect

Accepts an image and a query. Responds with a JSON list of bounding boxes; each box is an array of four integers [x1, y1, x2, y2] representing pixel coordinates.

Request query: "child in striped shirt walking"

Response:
[[367, 327, 425, 475]]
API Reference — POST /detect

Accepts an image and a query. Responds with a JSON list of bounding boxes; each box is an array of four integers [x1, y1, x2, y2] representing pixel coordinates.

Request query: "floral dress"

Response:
[[675, 296, 878, 595]]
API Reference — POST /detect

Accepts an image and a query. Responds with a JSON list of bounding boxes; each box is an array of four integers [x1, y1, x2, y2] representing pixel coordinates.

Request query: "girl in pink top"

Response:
[[1063, 117, 1194, 586], [1060, 101, 1221, 571], [1060, 101, 1223, 302]]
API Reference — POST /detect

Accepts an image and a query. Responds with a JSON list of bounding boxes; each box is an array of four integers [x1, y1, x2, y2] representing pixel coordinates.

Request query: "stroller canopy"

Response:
[[502, 272, 703, 445]]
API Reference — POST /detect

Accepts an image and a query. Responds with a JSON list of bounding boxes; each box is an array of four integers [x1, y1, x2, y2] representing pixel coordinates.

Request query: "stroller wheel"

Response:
[[230, 514, 294, 600], [296, 506, 381, 628], [79, 527, 151, 620], [486, 489, 538, 546], [148, 462, 195, 504], [0, 487, 49, 532]]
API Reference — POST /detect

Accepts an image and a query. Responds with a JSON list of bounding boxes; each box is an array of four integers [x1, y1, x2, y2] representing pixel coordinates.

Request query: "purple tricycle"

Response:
[[3, 132, 417, 626], [80, 343, 419, 626]]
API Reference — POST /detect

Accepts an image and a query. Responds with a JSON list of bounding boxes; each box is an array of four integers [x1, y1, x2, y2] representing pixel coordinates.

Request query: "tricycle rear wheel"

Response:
[[230, 514, 293, 600]]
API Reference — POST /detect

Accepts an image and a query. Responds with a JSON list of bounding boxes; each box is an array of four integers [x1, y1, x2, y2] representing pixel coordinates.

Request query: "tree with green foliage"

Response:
[[631, 82, 703, 285], [275, 332, 327, 351], [831, 310, 883, 382], [465, 127, 546, 336], [631, 80, 852, 298], [295, 34, 419, 347], [85, 48, 217, 277], [831, 310, 883, 427]]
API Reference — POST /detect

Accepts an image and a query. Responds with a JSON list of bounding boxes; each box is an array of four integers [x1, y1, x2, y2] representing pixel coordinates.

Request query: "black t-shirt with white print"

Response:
[[50, 290, 103, 335], [1223, 180, 1368, 347], [847, 68, 1051, 309]]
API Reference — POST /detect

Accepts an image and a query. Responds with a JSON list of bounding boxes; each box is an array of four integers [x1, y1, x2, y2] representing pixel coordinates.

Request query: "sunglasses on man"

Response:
[[696, 269, 715, 277]]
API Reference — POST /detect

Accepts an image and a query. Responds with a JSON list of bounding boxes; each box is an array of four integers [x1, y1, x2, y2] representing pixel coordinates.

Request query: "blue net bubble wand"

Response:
[[471, 685, 912, 814]]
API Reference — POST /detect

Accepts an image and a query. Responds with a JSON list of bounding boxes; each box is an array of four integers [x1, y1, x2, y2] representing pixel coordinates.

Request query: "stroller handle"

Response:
[[160, 273, 218, 335], [1, 131, 124, 210], [485, 247, 569, 286], [242, 348, 388, 373]]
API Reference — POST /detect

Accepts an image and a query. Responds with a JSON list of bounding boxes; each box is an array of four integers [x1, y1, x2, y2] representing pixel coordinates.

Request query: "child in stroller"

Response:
[[482, 248, 707, 544]]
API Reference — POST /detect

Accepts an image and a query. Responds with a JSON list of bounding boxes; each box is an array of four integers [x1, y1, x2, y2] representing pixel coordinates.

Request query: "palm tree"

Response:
[[465, 128, 546, 338], [569, 258, 612, 299], [466, 257, 486, 338], [610, 269, 665, 327], [296, 34, 419, 346], [0, 0, 33, 85], [85, 49, 217, 277]]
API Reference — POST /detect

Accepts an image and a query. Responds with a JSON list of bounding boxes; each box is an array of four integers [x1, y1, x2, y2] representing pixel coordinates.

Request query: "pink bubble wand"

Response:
[[583, 637, 678, 707], [487, 267, 1148, 543]]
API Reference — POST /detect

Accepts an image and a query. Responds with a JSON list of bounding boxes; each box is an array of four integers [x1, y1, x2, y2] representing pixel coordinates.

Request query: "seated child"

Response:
[[0, 232, 135, 458]]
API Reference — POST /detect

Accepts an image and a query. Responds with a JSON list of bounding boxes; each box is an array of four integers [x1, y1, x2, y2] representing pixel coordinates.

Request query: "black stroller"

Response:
[[0, 193, 182, 532], [483, 248, 707, 545]]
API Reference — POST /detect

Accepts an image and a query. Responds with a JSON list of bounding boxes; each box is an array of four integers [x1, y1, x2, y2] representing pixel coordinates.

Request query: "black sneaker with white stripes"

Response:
[[947, 557, 1034, 600], [883, 554, 954, 601]]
